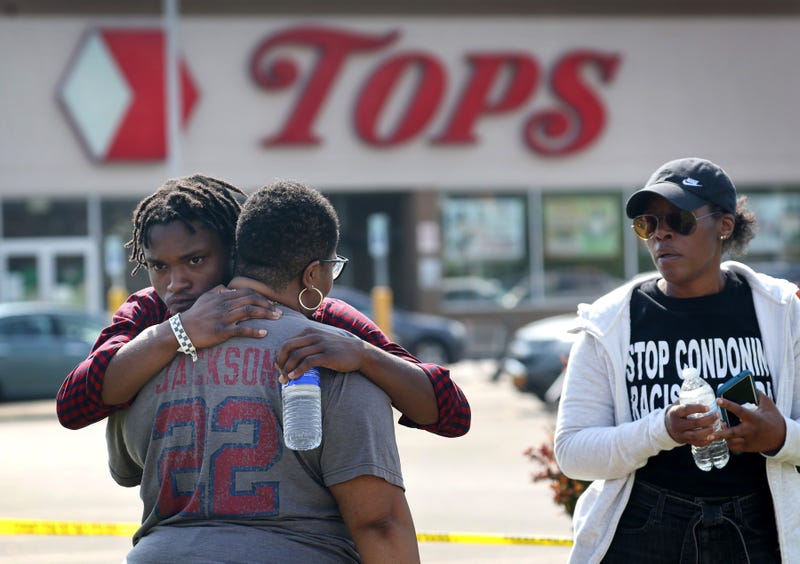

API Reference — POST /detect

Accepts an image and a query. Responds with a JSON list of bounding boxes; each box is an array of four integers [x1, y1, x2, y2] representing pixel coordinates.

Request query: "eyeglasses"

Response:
[[318, 255, 349, 280], [631, 211, 719, 240]]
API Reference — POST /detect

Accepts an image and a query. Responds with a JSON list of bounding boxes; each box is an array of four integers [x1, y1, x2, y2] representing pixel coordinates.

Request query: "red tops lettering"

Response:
[[249, 25, 621, 156]]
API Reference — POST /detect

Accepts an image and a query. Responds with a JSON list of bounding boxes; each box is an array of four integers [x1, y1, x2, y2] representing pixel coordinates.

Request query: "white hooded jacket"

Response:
[[554, 261, 800, 563]]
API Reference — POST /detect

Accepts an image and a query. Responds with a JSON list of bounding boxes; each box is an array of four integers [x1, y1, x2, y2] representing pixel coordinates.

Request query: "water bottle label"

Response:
[[284, 367, 321, 388]]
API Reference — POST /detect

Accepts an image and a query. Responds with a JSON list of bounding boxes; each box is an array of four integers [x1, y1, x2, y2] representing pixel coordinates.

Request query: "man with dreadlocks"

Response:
[[56, 174, 280, 426], [56, 174, 471, 440]]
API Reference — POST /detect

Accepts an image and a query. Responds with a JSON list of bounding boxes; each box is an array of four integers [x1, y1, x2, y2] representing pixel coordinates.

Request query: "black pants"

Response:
[[602, 480, 780, 563]]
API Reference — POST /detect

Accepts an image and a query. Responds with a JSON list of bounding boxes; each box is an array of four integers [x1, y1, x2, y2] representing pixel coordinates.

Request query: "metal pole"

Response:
[[164, 0, 181, 178], [368, 213, 393, 338]]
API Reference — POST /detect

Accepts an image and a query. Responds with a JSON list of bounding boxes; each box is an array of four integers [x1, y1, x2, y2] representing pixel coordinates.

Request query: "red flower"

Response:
[[524, 429, 590, 517]]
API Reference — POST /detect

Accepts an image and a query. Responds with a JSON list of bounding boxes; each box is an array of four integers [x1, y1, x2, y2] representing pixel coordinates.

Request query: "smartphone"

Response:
[[716, 370, 759, 426]]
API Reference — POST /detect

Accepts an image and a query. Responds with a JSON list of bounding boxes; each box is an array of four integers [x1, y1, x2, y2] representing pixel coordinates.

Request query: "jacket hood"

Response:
[[574, 261, 796, 338]]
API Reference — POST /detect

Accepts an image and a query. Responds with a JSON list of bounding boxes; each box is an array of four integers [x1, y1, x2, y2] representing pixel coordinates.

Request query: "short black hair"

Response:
[[126, 174, 246, 275], [235, 180, 339, 290]]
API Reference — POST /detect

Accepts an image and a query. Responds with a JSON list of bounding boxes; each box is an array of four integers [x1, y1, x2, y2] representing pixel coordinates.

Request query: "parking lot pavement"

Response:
[[0, 399, 55, 424], [397, 359, 573, 563]]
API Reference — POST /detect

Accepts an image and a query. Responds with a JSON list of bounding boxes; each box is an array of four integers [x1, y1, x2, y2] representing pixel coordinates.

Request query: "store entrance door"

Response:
[[0, 238, 101, 311]]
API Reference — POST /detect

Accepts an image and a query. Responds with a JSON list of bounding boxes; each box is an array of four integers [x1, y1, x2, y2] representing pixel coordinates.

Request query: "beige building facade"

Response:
[[2, 2, 798, 352]]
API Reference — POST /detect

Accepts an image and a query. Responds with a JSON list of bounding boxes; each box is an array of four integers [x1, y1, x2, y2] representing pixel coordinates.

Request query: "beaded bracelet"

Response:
[[169, 313, 198, 362]]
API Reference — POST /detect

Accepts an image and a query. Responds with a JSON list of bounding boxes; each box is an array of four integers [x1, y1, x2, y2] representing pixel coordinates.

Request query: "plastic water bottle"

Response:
[[282, 367, 322, 451], [679, 367, 729, 471]]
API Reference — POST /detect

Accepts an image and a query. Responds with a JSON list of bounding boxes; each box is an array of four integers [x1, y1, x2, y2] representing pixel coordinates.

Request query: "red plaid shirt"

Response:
[[56, 288, 471, 437]]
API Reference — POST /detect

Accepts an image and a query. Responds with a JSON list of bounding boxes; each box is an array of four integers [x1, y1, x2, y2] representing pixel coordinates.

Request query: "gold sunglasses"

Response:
[[632, 211, 718, 240]]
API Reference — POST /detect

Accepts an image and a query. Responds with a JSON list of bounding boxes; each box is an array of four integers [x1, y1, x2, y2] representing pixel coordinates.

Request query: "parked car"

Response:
[[440, 276, 518, 309], [500, 313, 579, 403], [502, 268, 625, 305], [0, 302, 108, 402], [745, 261, 800, 287], [328, 286, 467, 365]]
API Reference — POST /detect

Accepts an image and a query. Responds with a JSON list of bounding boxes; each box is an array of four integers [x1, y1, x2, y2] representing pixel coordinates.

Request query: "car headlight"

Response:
[[449, 321, 467, 339], [508, 338, 535, 357], [503, 358, 527, 378]]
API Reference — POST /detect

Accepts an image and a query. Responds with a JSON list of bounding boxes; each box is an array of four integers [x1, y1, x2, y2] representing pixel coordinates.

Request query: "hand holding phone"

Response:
[[716, 370, 759, 427]]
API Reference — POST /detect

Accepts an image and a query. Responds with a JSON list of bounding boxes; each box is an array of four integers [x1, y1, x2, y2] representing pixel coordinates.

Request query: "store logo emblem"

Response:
[[58, 28, 199, 162]]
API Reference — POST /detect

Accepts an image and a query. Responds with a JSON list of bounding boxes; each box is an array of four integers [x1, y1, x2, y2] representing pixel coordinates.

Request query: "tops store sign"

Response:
[[58, 24, 621, 164], [250, 25, 620, 157]]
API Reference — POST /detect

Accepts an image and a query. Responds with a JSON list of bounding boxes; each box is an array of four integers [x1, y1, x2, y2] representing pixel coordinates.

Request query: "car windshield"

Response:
[[517, 315, 579, 341], [0, 315, 50, 337]]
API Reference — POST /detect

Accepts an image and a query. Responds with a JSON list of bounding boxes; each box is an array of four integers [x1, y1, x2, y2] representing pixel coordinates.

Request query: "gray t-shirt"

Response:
[[107, 307, 404, 563]]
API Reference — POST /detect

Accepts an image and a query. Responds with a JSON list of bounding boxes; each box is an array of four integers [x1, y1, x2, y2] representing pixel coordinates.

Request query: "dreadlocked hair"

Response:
[[125, 174, 246, 275]]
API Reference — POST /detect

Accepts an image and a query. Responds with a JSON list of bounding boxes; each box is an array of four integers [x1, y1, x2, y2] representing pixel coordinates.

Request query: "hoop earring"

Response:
[[298, 286, 324, 311]]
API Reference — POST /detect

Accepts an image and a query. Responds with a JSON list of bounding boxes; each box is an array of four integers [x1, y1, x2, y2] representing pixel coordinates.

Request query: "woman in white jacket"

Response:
[[555, 157, 800, 563]]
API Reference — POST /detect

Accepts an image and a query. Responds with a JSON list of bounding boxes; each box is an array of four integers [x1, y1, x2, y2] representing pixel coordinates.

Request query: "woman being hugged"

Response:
[[555, 157, 800, 563]]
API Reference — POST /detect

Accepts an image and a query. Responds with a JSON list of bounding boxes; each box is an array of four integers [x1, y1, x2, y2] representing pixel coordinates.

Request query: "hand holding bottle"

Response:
[[677, 367, 728, 470]]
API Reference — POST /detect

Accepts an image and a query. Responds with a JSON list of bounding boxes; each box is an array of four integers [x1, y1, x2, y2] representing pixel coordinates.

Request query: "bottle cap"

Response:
[[682, 367, 699, 380]]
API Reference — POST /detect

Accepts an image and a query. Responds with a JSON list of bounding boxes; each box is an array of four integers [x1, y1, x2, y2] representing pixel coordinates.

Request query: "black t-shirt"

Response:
[[628, 271, 773, 497]]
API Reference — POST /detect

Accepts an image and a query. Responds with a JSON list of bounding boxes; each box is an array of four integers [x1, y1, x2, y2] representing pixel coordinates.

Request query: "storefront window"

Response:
[[441, 191, 629, 309], [743, 191, 800, 260], [2, 198, 88, 237], [441, 194, 527, 309], [541, 193, 625, 300], [0, 198, 94, 306], [5, 256, 37, 301], [54, 254, 86, 306], [101, 199, 150, 295]]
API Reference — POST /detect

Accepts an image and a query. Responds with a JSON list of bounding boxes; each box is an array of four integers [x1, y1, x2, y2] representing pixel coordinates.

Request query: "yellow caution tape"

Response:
[[0, 518, 138, 537], [0, 518, 572, 546], [418, 531, 572, 546]]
